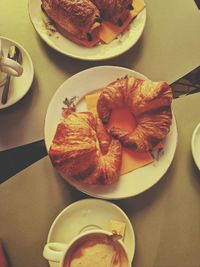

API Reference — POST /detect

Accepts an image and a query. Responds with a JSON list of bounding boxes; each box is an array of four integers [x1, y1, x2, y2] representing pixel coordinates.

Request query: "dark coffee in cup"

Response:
[[63, 232, 129, 267]]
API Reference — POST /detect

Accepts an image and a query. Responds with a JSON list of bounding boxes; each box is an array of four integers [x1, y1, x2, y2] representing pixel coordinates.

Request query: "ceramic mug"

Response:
[[0, 39, 23, 86], [43, 229, 131, 267]]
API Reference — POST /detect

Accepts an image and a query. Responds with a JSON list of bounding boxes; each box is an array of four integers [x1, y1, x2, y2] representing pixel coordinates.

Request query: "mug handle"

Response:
[[43, 242, 68, 263], [0, 57, 23, 77]]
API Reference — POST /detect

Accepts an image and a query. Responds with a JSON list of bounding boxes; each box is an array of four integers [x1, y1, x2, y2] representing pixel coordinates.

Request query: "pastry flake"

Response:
[[49, 109, 122, 185], [97, 76, 173, 152], [41, 0, 101, 45]]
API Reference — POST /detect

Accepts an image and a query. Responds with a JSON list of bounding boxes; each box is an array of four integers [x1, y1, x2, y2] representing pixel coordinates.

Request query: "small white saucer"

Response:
[[46, 199, 135, 267], [191, 122, 200, 170], [0, 36, 34, 109]]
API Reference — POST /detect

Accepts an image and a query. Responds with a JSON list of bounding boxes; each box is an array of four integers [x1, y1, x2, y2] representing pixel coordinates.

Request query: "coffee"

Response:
[[64, 233, 129, 267]]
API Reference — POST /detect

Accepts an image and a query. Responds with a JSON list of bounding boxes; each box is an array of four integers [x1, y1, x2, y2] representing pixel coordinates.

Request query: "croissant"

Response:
[[41, 0, 101, 44], [97, 76, 173, 152], [91, 0, 133, 25], [49, 109, 122, 185]]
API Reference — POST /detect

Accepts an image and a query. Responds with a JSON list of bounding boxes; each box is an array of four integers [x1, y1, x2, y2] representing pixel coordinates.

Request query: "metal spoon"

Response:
[[1, 46, 22, 104]]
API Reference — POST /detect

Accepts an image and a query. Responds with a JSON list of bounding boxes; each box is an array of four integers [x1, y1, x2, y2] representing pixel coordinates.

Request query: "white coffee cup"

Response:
[[0, 39, 23, 86], [43, 229, 131, 267]]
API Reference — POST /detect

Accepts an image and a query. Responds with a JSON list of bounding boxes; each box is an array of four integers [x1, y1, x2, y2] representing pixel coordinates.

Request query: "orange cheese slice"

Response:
[[99, 0, 146, 44], [80, 0, 145, 47], [120, 147, 153, 175], [85, 92, 153, 175]]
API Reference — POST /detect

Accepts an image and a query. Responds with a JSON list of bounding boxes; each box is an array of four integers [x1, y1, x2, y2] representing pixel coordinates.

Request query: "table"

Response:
[[0, 0, 200, 151], [0, 66, 199, 182], [0, 0, 200, 265], [0, 92, 200, 267]]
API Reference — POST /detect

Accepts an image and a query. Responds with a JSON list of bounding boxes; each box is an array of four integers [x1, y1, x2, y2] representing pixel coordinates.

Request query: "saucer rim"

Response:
[[191, 122, 200, 170], [0, 36, 34, 109], [46, 198, 135, 264]]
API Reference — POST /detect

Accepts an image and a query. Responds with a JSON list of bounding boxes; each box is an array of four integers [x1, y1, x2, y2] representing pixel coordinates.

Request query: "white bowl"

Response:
[[0, 36, 34, 109]]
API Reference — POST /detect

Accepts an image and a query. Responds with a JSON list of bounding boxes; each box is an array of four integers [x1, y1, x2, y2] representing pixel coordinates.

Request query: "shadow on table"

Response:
[[0, 140, 47, 184], [1, 66, 200, 184], [171, 66, 200, 98], [37, 32, 145, 77]]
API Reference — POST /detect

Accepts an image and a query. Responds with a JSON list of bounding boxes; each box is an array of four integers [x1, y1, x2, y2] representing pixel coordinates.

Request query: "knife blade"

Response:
[[1, 46, 22, 104]]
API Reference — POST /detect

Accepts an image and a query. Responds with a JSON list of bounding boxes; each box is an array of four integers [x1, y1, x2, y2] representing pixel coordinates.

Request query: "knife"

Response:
[[1, 46, 22, 104]]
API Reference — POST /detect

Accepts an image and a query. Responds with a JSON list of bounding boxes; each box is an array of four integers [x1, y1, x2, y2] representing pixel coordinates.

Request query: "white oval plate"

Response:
[[191, 122, 200, 170], [46, 199, 135, 267], [0, 36, 34, 109], [28, 0, 146, 61], [44, 66, 178, 199]]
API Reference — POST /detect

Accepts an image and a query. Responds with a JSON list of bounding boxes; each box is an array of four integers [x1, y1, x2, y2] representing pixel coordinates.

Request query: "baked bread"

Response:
[[49, 109, 122, 185], [41, 0, 101, 44], [97, 76, 173, 152], [91, 0, 133, 25]]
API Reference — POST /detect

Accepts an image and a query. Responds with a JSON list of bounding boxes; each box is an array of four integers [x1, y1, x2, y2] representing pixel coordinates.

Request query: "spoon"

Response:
[[1, 46, 22, 104]]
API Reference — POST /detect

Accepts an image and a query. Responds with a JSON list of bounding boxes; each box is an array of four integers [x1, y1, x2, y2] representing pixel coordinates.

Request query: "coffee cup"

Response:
[[43, 229, 131, 267], [0, 39, 23, 86]]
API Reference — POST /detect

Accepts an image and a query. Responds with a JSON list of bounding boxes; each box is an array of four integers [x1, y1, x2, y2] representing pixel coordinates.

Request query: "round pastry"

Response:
[[97, 76, 173, 152], [49, 108, 122, 185]]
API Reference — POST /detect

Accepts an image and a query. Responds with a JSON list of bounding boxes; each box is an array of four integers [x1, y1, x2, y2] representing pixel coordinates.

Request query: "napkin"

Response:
[[85, 92, 153, 175]]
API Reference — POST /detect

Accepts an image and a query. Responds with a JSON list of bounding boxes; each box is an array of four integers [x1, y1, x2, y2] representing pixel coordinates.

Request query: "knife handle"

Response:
[[1, 75, 11, 104]]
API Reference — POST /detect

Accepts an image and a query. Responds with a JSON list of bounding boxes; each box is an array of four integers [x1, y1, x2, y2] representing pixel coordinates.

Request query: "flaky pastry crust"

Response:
[[49, 110, 122, 185], [91, 0, 132, 24], [41, 0, 101, 43], [97, 76, 173, 152]]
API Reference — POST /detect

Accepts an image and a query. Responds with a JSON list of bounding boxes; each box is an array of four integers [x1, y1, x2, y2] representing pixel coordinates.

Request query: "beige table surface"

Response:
[[0, 0, 200, 151], [0, 92, 200, 267]]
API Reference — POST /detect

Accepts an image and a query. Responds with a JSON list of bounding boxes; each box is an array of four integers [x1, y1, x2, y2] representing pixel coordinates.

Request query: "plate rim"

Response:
[[44, 65, 148, 150], [46, 198, 135, 262], [0, 36, 34, 109], [191, 122, 200, 170], [28, 0, 146, 61], [44, 65, 178, 199]]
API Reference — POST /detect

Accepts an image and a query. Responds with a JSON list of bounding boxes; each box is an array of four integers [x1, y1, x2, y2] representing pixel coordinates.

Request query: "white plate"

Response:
[[28, 0, 146, 61], [0, 36, 34, 109], [191, 122, 200, 170], [44, 66, 178, 199], [46, 198, 135, 267]]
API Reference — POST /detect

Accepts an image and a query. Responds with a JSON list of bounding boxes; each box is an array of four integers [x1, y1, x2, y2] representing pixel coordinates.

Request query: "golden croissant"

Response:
[[97, 76, 173, 152], [49, 109, 122, 185], [41, 0, 101, 44]]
